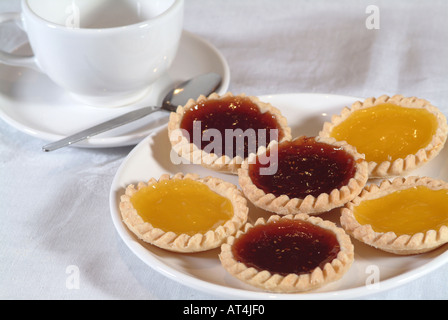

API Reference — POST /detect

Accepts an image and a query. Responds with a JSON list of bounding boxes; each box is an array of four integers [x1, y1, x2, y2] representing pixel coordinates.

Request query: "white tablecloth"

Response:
[[1, 0, 448, 300]]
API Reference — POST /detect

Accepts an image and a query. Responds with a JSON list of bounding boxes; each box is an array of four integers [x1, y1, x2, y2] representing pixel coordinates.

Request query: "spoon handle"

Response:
[[42, 106, 160, 152]]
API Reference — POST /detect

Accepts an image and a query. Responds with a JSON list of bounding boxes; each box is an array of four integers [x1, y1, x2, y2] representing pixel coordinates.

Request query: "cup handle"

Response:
[[0, 12, 40, 71]]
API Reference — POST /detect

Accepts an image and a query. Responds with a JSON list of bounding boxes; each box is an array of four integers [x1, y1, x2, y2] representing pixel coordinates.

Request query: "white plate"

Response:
[[109, 93, 448, 299], [0, 30, 230, 148]]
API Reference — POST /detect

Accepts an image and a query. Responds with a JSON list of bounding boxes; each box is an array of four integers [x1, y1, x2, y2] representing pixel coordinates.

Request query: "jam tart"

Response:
[[319, 95, 448, 178], [238, 136, 369, 215], [168, 92, 291, 174], [119, 173, 249, 253], [219, 214, 354, 293], [340, 176, 448, 255]]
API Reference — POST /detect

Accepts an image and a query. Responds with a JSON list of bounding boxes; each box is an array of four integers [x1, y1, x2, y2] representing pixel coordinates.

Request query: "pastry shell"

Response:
[[119, 172, 249, 253], [238, 136, 369, 215], [219, 214, 354, 293], [168, 92, 292, 174], [319, 94, 448, 178], [340, 176, 448, 255]]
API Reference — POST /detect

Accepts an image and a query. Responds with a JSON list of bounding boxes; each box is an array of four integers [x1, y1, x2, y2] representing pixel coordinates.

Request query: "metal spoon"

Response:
[[42, 73, 222, 152]]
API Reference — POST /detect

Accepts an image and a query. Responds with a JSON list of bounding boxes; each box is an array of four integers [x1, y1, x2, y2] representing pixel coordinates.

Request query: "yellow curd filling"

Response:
[[353, 186, 448, 235], [130, 179, 234, 236], [330, 103, 438, 162]]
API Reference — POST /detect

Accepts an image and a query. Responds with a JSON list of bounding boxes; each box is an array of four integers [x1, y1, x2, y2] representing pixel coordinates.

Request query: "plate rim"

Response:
[[109, 92, 448, 299], [0, 30, 231, 148]]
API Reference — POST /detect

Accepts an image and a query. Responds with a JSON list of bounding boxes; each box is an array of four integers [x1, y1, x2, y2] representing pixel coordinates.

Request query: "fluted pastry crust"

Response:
[[340, 176, 448, 255], [119, 172, 249, 253], [238, 136, 369, 215], [168, 92, 292, 174], [319, 95, 448, 178], [219, 214, 354, 293]]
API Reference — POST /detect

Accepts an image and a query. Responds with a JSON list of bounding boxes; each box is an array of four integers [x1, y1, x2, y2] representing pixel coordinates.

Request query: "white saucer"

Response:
[[109, 93, 448, 299], [0, 30, 230, 148]]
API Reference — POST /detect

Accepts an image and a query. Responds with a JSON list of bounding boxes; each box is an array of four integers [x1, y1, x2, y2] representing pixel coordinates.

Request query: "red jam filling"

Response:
[[179, 96, 284, 159], [232, 219, 341, 276], [249, 137, 357, 199]]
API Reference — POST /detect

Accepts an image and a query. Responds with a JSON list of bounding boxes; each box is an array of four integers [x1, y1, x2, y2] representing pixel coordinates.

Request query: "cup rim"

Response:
[[22, 0, 184, 32]]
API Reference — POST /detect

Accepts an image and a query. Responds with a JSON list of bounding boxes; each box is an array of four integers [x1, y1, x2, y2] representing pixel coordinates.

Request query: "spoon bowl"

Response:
[[162, 73, 222, 112]]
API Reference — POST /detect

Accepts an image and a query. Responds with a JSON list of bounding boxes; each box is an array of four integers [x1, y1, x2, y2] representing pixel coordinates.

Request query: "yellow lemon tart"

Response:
[[238, 136, 369, 215], [168, 92, 291, 174], [341, 176, 448, 255], [219, 214, 354, 293], [119, 173, 249, 253], [319, 95, 448, 178]]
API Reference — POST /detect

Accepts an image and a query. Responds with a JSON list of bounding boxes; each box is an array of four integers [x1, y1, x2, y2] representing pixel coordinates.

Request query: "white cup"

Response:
[[0, 0, 184, 107]]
